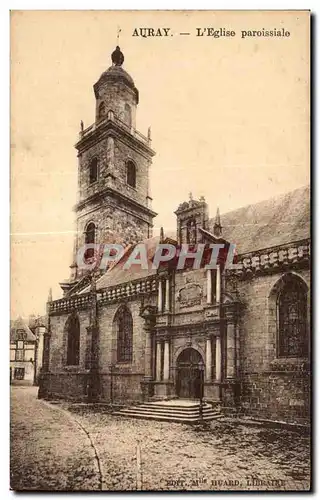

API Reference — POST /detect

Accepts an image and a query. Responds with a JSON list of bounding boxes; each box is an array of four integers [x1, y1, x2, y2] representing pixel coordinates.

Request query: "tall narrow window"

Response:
[[89, 158, 98, 184], [98, 102, 105, 119], [124, 103, 132, 127], [15, 350, 24, 361], [84, 222, 96, 261], [66, 313, 80, 366], [114, 306, 133, 363], [277, 276, 308, 358], [126, 161, 136, 188]]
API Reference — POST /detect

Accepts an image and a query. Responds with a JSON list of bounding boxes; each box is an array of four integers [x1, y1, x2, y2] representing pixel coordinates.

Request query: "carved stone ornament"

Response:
[[176, 281, 203, 308], [139, 305, 157, 327]]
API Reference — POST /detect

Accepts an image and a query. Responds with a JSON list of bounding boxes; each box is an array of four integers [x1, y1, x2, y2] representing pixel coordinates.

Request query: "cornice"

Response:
[[229, 238, 310, 280], [74, 186, 158, 220], [75, 118, 155, 159]]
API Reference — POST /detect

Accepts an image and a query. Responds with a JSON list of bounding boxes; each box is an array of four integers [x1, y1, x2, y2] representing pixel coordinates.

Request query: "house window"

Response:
[[17, 329, 26, 341], [84, 222, 96, 261], [66, 313, 80, 366], [15, 350, 24, 361], [277, 277, 308, 358], [89, 158, 98, 184], [17, 340, 24, 350], [98, 102, 105, 118], [114, 306, 133, 363], [126, 161, 136, 188], [14, 367, 25, 380]]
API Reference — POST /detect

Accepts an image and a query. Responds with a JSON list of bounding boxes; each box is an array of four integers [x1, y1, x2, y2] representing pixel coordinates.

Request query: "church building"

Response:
[[39, 47, 310, 426]]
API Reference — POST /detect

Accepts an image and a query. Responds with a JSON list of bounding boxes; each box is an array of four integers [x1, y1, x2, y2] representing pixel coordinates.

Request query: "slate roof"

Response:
[[82, 236, 160, 292], [81, 185, 310, 292], [10, 317, 36, 343], [213, 185, 310, 255]]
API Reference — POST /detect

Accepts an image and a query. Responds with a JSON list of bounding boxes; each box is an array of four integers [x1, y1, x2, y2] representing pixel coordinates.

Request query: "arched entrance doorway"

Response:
[[176, 348, 204, 399]]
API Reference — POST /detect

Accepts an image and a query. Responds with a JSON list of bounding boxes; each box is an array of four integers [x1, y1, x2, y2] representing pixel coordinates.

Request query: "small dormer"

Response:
[[174, 193, 209, 245]]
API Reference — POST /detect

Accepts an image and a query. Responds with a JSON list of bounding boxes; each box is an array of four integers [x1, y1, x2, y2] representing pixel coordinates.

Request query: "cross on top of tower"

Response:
[[117, 27, 121, 44]]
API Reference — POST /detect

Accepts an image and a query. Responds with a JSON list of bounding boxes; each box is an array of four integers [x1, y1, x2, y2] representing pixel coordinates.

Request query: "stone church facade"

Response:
[[39, 47, 310, 426]]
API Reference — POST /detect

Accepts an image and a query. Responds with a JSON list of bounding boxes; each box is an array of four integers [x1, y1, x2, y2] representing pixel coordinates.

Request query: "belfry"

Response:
[[60, 46, 157, 295]]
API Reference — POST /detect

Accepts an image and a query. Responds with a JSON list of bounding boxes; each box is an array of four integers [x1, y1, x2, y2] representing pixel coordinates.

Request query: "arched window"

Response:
[[66, 312, 80, 366], [114, 306, 133, 363], [98, 102, 105, 118], [126, 160, 136, 188], [124, 103, 132, 127], [89, 158, 98, 184], [277, 275, 308, 358], [84, 222, 96, 261]]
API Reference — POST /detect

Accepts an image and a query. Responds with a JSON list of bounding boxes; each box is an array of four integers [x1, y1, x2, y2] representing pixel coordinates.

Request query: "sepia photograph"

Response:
[[10, 10, 311, 492]]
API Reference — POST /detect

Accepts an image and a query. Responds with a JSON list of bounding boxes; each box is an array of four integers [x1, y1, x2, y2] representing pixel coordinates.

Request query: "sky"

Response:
[[10, 10, 310, 318]]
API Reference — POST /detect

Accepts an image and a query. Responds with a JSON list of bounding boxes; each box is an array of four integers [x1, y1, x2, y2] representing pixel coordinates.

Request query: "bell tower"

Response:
[[175, 193, 209, 245], [63, 46, 157, 292]]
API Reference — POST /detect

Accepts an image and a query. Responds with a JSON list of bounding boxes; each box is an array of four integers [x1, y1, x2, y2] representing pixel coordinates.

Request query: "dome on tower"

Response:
[[93, 47, 139, 103]]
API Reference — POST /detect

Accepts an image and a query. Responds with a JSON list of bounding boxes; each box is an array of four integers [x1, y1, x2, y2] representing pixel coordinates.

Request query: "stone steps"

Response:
[[120, 404, 216, 415], [114, 400, 222, 424]]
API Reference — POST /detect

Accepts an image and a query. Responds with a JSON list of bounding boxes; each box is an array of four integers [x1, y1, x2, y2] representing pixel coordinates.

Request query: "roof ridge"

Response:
[[216, 184, 309, 220]]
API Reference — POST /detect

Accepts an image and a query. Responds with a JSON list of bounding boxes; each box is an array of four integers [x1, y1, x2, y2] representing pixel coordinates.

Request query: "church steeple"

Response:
[[65, 46, 157, 290]]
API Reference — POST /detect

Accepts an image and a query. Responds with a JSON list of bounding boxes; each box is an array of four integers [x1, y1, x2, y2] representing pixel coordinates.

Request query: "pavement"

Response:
[[10, 386, 311, 491], [10, 386, 100, 491]]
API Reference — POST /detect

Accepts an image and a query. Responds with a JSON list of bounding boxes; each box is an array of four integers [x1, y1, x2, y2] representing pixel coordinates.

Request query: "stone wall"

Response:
[[40, 371, 89, 401], [95, 79, 137, 128], [99, 373, 145, 404], [42, 292, 158, 403], [240, 366, 310, 425], [78, 135, 150, 209], [49, 310, 90, 372], [98, 299, 145, 370], [235, 269, 310, 424], [97, 298, 147, 402], [76, 196, 149, 254]]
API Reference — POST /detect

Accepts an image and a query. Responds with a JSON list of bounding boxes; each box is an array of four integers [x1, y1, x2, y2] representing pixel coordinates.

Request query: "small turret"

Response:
[[159, 226, 164, 243], [175, 194, 209, 244], [213, 207, 222, 237]]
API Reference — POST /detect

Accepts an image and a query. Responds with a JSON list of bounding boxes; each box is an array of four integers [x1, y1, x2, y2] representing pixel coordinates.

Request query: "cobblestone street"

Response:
[[10, 387, 100, 491], [10, 386, 310, 491]]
